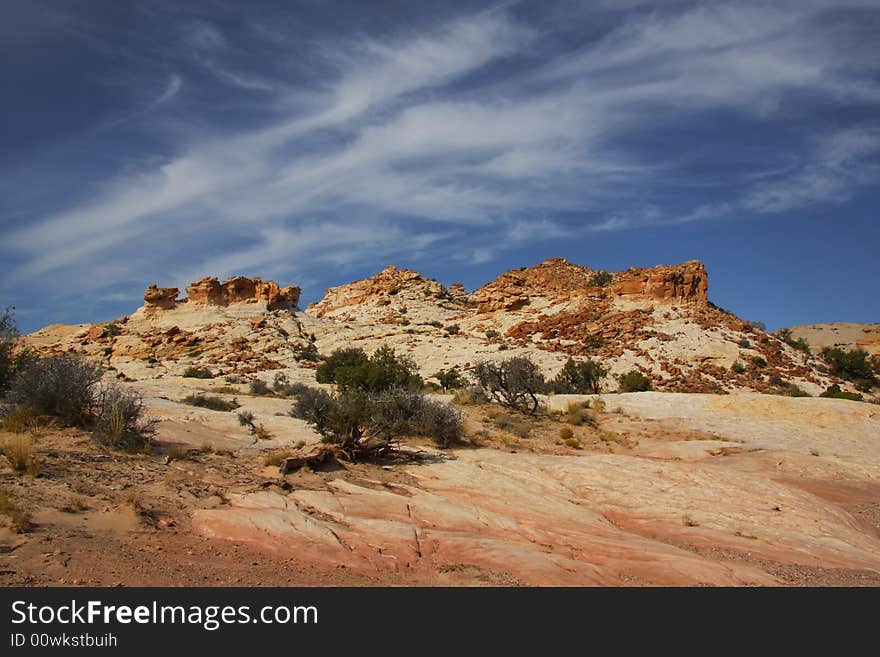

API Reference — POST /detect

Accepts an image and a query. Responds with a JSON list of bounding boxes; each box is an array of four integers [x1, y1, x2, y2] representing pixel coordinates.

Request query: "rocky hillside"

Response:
[[304, 258, 850, 396], [25, 276, 317, 380], [23, 259, 865, 397]]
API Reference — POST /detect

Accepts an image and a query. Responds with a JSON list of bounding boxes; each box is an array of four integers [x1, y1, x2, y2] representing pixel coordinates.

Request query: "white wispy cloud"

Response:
[[1, 0, 879, 318]]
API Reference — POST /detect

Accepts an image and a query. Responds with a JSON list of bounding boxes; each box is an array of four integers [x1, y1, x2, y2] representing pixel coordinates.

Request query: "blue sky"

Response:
[[1, 0, 879, 333]]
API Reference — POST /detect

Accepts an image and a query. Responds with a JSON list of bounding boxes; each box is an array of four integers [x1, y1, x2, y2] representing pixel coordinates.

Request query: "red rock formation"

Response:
[[143, 284, 180, 314], [612, 261, 708, 305], [472, 258, 708, 314], [184, 276, 300, 310]]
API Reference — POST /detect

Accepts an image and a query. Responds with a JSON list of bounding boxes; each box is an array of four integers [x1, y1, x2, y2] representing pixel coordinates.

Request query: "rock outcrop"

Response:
[[307, 266, 452, 318], [185, 276, 301, 310], [612, 261, 708, 305], [143, 284, 180, 314]]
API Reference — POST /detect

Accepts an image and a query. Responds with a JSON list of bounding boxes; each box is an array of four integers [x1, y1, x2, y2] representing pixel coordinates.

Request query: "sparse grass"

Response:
[[590, 398, 606, 413], [564, 402, 594, 427], [563, 437, 582, 449], [182, 366, 213, 379], [597, 429, 618, 443], [2, 434, 39, 475], [491, 412, 531, 439], [0, 405, 41, 434], [59, 495, 89, 513], [211, 385, 239, 395], [559, 426, 574, 441], [262, 449, 299, 467], [0, 488, 34, 533], [181, 394, 240, 412], [163, 444, 192, 461]]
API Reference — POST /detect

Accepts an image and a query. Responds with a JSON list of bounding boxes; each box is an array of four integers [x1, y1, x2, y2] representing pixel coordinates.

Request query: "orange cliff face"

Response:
[[142, 276, 301, 315], [470, 258, 709, 313]]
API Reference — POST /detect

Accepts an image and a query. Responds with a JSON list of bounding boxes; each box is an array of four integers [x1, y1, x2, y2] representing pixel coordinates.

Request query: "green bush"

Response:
[[249, 380, 272, 396], [434, 368, 465, 391], [182, 366, 213, 379], [9, 354, 103, 426], [315, 346, 423, 393], [821, 348, 877, 391], [181, 395, 240, 412], [588, 271, 613, 287], [819, 384, 863, 402], [731, 361, 746, 374], [472, 356, 546, 415], [289, 385, 461, 457], [775, 329, 811, 355], [549, 358, 608, 394], [618, 370, 652, 392]]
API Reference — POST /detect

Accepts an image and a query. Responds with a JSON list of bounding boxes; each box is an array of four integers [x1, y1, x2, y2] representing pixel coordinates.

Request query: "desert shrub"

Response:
[[776, 328, 811, 355], [485, 330, 500, 340], [2, 434, 38, 474], [472, 356, 546, 415], [583, 335, 604, 350], [750, 355, 768, 369], [749, 321, 767, 332], [559, 426, 574, 441], [821, 348, 877, 391], [819, 384, 863, 402], [0, 308, 21, 393], [445, 324, 460, 335], [181, 394, 240, 412], [9, 353, 103, 426], [316, 346, 422, 393], [434, 368, 464, 391], [563, 437, 582, 449], [249, 380, 272, 396], [237, 410, 271, 439], [738, 338, 751, 348], [0, 405, 41, 434], [182, 366, 213, 379], [290, 385, 461, 456], [0, 488, 33, 533], [588, 271, 613, 287], [289, 385, 332, 434], [92, 385, 155, 451], [237, 410, 255, 428], [618, 370, 652, 392], [427, 321, 443, 329], [731, 360, 746, 374], [549, 358, 608, 394]]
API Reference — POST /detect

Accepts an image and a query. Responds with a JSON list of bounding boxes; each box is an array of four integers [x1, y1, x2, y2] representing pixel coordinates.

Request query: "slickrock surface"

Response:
[[193, 392, 880, 586]]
